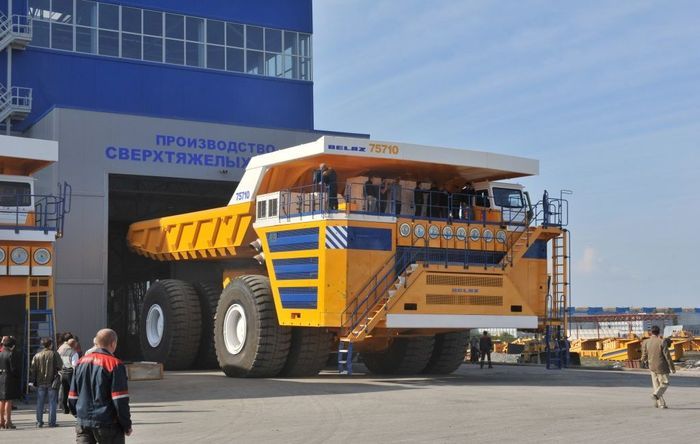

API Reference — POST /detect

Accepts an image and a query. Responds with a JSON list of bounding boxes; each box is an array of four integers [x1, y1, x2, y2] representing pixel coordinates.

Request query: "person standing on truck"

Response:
[[69, 328, 132, 442], [323, 166, 338, 210], [641, 325, 675, 408], [30, 338, 62, 427], [312, 163, 327, 212], [364, 176, 379, 213], [414, 182, 425, 217], [57, 338, 79, 414], [479, 331, 493, 369]]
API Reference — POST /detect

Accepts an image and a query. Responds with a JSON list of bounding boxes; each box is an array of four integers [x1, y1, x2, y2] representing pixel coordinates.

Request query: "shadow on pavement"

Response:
[[127, 364, 700, 404]]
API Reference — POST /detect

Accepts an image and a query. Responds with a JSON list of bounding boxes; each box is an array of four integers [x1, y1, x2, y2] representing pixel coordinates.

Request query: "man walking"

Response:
[[69, 328, 132, 443], [479, 331, 493, 369], [641, 325, 676, 408], [30, 337, 62, 427]]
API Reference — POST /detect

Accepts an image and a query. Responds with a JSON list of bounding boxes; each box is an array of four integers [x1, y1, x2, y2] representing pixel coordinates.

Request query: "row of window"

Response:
[[28, 0, 312, 80]]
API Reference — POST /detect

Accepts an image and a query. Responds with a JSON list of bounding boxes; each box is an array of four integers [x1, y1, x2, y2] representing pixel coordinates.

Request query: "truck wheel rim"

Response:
[[146, 304, 165, 348], [224, 304, 247, 355]]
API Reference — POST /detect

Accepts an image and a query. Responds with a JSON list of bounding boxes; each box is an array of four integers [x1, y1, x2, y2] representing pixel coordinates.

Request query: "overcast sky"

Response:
[[313, 1, 700, 307]]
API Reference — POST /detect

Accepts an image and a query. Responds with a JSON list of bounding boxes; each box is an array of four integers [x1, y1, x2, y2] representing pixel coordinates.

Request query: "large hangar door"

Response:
[[108, 174, 233, 360]]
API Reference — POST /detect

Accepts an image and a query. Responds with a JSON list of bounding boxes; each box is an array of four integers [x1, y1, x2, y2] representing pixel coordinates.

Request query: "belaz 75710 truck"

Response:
[[127, 136, 569, 376]]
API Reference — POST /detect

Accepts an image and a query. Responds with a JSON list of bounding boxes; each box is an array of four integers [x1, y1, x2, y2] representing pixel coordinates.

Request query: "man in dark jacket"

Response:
[[641, 325, 676, 408], [30, 337, 62, 427], [0, 336, 21, 429], [479, 331, 493, 369], [69, 328, 132, 443]]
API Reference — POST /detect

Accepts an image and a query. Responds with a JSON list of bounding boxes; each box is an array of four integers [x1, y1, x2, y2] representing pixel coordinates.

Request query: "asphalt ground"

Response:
[[4, 364, 700, 443]]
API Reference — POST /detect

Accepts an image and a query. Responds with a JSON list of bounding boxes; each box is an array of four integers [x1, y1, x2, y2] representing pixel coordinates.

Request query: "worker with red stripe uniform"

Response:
[[68, 328, 132, 443]]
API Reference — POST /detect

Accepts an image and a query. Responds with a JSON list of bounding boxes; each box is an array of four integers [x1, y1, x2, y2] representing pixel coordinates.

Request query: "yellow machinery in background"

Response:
[[127, 136, 571, 376]]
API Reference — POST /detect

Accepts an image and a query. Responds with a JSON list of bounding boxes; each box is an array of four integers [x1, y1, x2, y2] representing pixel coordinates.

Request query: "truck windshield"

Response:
[[493, 187, 524, 208], [0, 181, 31, 206]]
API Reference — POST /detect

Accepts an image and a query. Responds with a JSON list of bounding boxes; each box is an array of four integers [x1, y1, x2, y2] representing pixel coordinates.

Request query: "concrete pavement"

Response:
[[5, 364, 699, 443]]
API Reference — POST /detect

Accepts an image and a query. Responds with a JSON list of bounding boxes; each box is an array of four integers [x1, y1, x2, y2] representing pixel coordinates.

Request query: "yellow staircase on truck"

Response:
[[126, 202, 255, 260]]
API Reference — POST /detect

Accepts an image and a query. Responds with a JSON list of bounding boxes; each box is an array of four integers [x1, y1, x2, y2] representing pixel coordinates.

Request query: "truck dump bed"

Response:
[[126, 201, 254, 261]]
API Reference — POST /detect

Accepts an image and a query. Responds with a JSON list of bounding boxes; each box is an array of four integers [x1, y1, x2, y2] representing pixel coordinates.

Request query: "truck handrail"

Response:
[[275, 182, 535, 227], [0, 190, 71, 236]]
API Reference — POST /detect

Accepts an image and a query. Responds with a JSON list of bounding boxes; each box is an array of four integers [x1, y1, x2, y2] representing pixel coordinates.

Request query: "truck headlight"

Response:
[[0, 247, 5, 263], [10, 247, 29, 265], [33, 248, 51, 265]]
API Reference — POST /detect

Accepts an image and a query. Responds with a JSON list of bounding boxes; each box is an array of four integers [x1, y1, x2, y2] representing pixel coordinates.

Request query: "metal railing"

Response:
[[276, 182, 537, 227], [0, 12, 32, 50], [0, 83, 33, 122], [342, 235, 426, 336], [0, 183, 72, 235]]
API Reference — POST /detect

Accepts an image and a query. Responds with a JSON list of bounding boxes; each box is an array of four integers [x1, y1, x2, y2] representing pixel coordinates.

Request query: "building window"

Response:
[[121, 7, 141, 34], [143, 36, 163, 62], [26, 1, 312, 81], [246, 50, 264, 75], [165, 39, 184, 65], [165, 13, 184, 40], [226, 23, 244, 48], [246, 26, 263, 51], [207, 44, 225, 70], [98, 3, 118, 31], [122, 33, 142, 60], [51, 23, 73, 50], [98, 29, 118, 56], [143, 10, 163, 36], [76, 0, 97, 27], [226, 47, 244, 72], [76, 26, 97, 54]]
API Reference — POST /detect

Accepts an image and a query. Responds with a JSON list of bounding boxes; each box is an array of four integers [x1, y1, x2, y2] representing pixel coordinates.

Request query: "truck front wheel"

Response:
[[139, 279, 202, 370], [214, 276, 291, 377]]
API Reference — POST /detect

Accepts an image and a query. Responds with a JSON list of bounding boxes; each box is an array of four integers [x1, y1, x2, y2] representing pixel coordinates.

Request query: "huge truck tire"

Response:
[[139, 279, 202, 370], [193, 282, 221, 369], [422, 331, 469, 374], [214, 276, 291, 377], [362, 336, 435, 375], [279, 328, 332, 377]]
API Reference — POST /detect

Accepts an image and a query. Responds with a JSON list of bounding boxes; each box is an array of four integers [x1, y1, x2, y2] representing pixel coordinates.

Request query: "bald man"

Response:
[[69, 329, 132, 443]]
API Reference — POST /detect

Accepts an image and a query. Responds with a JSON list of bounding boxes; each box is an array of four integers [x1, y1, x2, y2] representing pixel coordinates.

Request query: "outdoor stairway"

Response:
[[0, 83, 33, 124], [544, 229, 570, 369], [340, 262, 421, 349], [25, 277, 56, 382], [0, 12, 32, 52]]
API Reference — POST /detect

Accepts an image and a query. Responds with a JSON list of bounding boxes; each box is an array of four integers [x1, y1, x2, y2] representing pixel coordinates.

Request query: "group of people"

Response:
[[413, 182, 477, 219], [308, 163, 483, 219], [469, 331, 494, 369], [0, 328, 132, 442]]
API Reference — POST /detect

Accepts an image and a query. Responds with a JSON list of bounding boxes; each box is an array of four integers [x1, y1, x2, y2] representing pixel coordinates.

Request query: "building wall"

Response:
[[27, 107, 326, 342], [3, 0, 314, 131]]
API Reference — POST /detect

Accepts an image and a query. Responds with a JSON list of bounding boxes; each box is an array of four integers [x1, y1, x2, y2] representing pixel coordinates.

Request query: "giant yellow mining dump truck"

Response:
[[127, 136, 570, 376], [0, 135, 70, 369]]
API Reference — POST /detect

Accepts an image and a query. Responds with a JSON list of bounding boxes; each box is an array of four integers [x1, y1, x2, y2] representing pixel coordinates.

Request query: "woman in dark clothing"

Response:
[[0, 336, 21, 429]]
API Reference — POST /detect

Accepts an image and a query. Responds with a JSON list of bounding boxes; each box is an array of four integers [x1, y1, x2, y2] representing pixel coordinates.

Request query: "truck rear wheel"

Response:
[[214, 275, 291, 377], [362, 336, 435, 375], [279, 328, 332, 377], [422, 331, 469, 374], [139, 279, 202, 370], [193, 282, 221, 369]]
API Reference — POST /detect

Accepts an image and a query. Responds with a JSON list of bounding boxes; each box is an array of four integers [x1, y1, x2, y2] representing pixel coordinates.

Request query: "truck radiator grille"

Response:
[[426, 274, 503, 287], [426, 294, 503, 306]]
